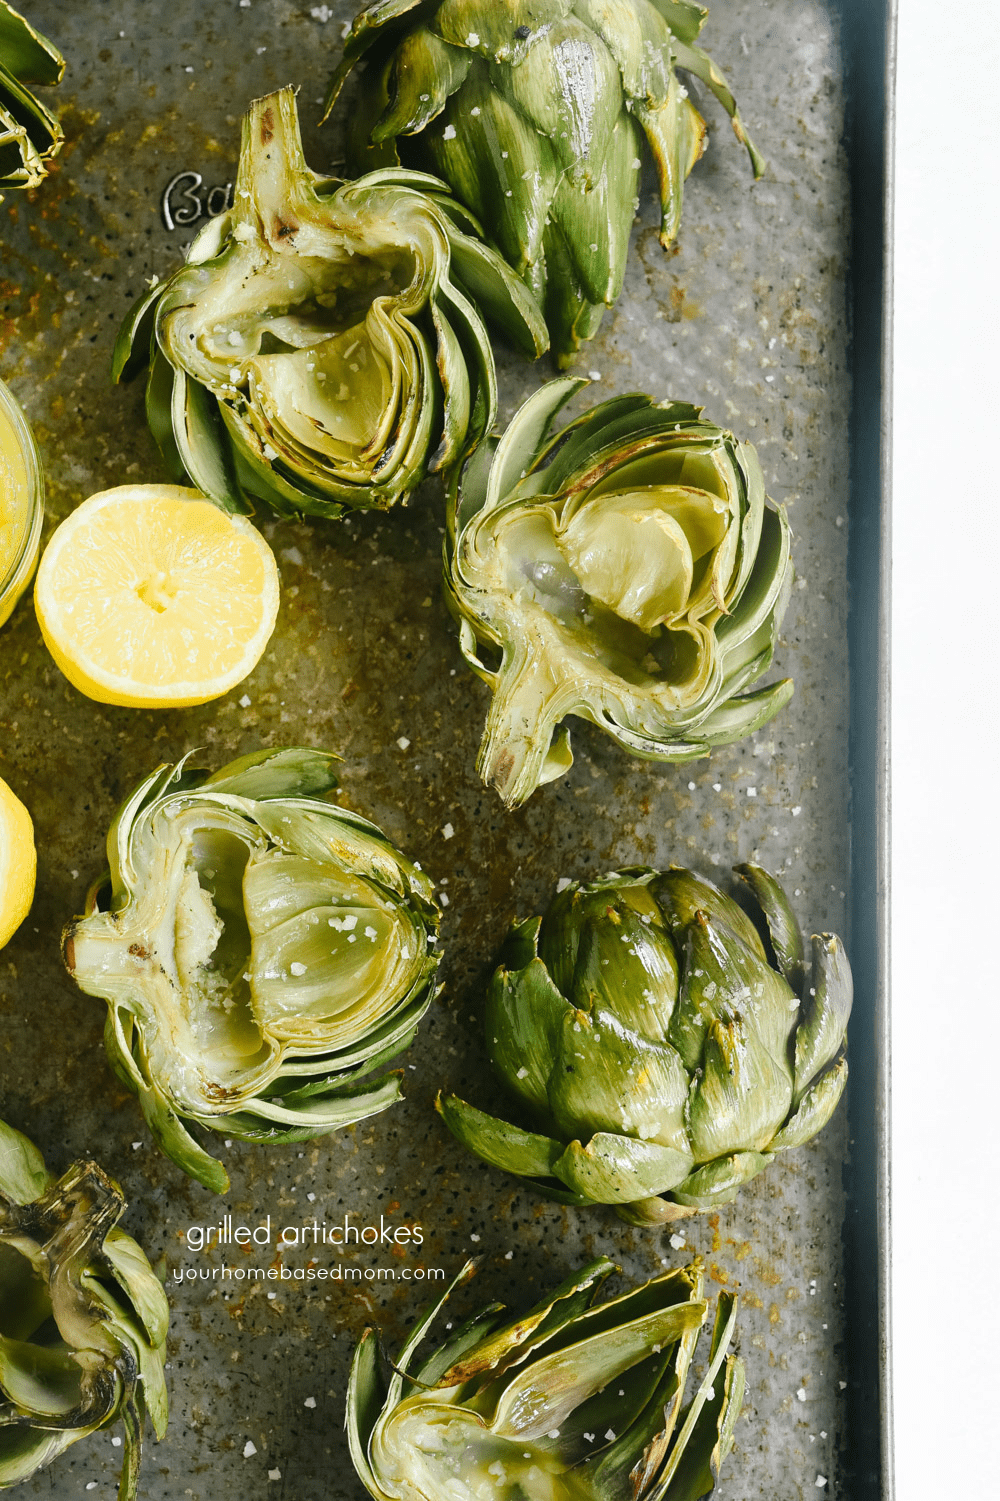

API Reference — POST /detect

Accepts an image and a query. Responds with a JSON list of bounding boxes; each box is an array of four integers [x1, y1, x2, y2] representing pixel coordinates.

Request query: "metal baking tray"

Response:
[[0, 1, 892, 1496]]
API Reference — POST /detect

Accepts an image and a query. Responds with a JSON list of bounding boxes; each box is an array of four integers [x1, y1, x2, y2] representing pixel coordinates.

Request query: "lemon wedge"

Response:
[[34, 485, 280, 707], [0, 777, 35, 949]]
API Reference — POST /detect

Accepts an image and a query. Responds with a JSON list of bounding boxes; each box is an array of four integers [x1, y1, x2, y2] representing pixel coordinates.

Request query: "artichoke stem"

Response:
[[476, 651, 562, 809]]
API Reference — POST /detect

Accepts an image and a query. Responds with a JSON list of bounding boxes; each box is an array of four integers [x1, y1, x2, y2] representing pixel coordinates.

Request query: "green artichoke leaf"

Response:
[[374, 26, 471, 139], [170, 367, 250, 516], [547, 112, 643, 308], [670, 912, 796, 1138], [670, 1150, 772, 1208], [485, 1301, 705, 1442], [735, 862, 806, 992], [497, 17, 622, 183], [144, 346, 186, 485], [0, 3, 64, 84], [201, 746, 339, 802], [112, 280, 164, 385], [433, 0, 573, 61], [650, 866, 766, 962], [647, 1299, 743, 1501], [347, 1327, 391, 1499], [0, 1335, 83, 1417], [435, 1093, 569, 1184], [485, 954, 571, 1118], [548, 1007, 691, 1157], [136, 1073, 231, 1194], [670, 36, 765, 178], [101, 1231, 171, 1351], [792, 934, 853, 1101], [770, 1057, 848, 1153], [575, 0, 676, 105], [438, 216, 549, 358], [632, 78, 707, 247], [0, 1119, 51, 1205], [555, 1132, 694, 1202], [648, 2, 708, 48], [0, 1427, 75, 1486]]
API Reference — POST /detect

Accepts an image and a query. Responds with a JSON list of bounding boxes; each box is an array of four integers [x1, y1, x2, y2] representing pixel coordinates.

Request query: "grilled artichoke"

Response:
[[349, 1255, 743, 1501], [326, 0, 764, 364], [63, 748, 440, 1194], [439, 863, 851, 1224], [113, 87, 547, 519], [445, 378, 793, 808], [0, 2, 63, 199], [0, 1118, 168, 1496]]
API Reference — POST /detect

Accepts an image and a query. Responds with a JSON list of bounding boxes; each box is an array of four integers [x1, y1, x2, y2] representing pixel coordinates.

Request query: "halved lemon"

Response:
[[0, 777, 35, 949], [34, 485, 280, 707]]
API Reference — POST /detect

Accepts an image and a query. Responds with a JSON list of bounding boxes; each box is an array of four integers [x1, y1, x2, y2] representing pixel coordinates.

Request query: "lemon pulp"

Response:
[[0, 778, 35, 950]]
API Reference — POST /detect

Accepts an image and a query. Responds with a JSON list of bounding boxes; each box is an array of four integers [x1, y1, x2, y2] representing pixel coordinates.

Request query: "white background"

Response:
[[893, 0, 1000, 1494]]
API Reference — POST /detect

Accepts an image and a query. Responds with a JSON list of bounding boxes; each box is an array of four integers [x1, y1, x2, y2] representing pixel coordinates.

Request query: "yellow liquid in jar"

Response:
[[0, 390, 40, 629]]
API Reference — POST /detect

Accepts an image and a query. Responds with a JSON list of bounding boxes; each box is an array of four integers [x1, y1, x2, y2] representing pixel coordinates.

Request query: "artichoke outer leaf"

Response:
[[112, 282, 163, 385], [554, 1132, 694, 1204], [793, 934, 853, 1101], [439, 218, 549, 358], [670, 36, 766, 178], [648, 2, 709, 48], [769, 1057, 848, 1153], [170, 371, 249, 516], [548, 1006, 690, 1155], [322, 0, 425, 119], [347, 1328, 392, 1500], [650, 1350, 744, 1500], [650, 866, 765, 959], [143, 347, 187, 484], [200, 746, 339, 802], [0, 1427, 75, 1486], [484, 375, 587, 514], [669, 1150, 771, 1208], [102, 1230, 171, 1350], [374, 27, 471, 139], [487, 1300, 705, 1443], [485, 954, 570, 1116], [433, 0, 574, 62], [548, 113, 642, 307], [435, 1092, 566, 1182], [734, 862, 806, 991], [694, 675, 795, 747], [0, 1119, 51, 1205], [134, 1078, 230, 1194], [632, 81, 707, 249], [0, 1335, 84, 1416], [0, 4, 64, 85], [574, 0, 676, 105]]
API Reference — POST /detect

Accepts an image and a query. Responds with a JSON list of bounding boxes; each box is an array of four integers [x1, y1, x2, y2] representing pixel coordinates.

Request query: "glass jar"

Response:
[[0, 377, 44, 631]]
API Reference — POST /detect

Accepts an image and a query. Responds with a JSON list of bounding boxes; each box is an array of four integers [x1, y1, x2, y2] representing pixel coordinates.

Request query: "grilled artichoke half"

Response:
[[326, 0, 764, 364], [113, 87, 547, 519], [439, 864, 851, 1225], [349, 1256, 743, 1501], [63, 748, 440, 1194], [0, 2, 63, 198], [445, 378, 793, 808], [0, 1119, 168, 1497]]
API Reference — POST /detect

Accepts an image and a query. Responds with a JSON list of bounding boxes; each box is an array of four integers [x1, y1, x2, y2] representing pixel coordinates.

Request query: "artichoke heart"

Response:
[[349, 1256, 744, 1501], [439, 863, 851, 1223], [0, 1118, 168, 1496], [326, 0, 764, 364], [63, 748, 441, 1193], [112, 87, 547, 519], [445, 379, 793, 808], [0, 2, 64, 198]]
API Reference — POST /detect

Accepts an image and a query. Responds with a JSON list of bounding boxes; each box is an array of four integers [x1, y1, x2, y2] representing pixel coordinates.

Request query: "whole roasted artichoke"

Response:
[[0, 1118, 168, 1496], [439, 864, 851, 1224], [63, 748, 440, 1193], [113, 87, 547, 518], [0, 2, 63, 198], [326, 0, 764, 363], [445, 379, 793, 808], [349, 1255, 743, 1501]]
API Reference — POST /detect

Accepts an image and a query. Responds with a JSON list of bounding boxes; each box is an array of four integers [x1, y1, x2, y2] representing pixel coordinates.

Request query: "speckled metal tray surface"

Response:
[[0, 2, 892, 1499]]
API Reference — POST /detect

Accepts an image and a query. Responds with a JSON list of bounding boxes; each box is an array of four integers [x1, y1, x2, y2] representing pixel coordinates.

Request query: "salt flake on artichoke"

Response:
[[63, 748, 441, 1193], [445, 378, 793, 808], [113, 87, 547, 518]]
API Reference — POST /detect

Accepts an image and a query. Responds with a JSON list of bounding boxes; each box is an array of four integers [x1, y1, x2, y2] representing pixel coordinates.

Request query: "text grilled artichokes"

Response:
[[113, 87, 547, 518], [445, 378, 793, 808], [326, 0, 764, 363], [0, 2, 63, 198], [63, 749, 440, 1194], [439, 864, 852, 1224], [0, 1119, 168, 1497], [349, 1255, 743, 1501]]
